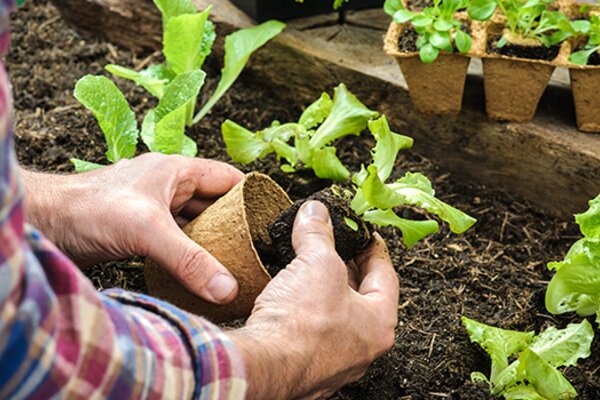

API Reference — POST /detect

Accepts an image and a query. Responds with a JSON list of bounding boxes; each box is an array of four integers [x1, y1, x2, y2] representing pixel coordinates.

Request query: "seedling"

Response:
[[265, 111, 476, 272], [384, 0, 473, 63], [462, 317, 594, 399], [545, 194, 600, 324], [570, 15, 600, 65], [71, 0, 284, 172], [468, 0, 585, 48], [222, 84, 379, 181]]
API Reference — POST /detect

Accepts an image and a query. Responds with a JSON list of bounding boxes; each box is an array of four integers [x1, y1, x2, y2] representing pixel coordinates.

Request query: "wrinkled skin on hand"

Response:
[[22, 153, 244, 304], [230, 201, 399, 400]]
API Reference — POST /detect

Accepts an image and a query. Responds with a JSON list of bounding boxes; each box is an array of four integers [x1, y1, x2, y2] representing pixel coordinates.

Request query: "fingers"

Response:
[[356, 234, 399, 308], [179, 198, 214, 219], [184, 158, 244, 198], [146, 218, 239, 304], [291, 201, 336, 259]]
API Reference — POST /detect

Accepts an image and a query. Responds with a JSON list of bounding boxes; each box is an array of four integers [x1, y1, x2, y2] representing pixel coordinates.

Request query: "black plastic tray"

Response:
[[231, 0, 385, 22]]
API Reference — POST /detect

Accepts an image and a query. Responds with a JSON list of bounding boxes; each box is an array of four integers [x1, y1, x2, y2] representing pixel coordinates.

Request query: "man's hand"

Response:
[[230, 201, 399, 399], [22, 153, 244, 304]]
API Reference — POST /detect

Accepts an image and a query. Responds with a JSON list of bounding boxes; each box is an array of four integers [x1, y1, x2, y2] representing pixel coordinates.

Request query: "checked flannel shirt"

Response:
[[0, 1, 247, 399]]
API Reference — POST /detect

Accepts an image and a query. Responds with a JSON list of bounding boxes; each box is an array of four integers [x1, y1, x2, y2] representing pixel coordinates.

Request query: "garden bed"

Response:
[[8, 1, 600, 399]]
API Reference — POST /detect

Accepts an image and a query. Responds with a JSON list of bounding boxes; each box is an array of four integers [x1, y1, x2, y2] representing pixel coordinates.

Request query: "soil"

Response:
[[266, 186, 373, 275], [398, 27, 420, 53], [7, 1, 600, 399], [487, 38, 560, 61], [405, 0, 434, 11]]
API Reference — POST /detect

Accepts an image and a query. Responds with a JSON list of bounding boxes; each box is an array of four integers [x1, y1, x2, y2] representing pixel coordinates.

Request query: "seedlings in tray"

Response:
[[71, 0, 284, 172], [545, 194, 600, 324], [222, 83, 379, 181], [462, 317, 594, 400], [384, 0, 473, 63], [569, 14, 600, 65], [265, 114, 477, 273], [468, 0, 583, 50]]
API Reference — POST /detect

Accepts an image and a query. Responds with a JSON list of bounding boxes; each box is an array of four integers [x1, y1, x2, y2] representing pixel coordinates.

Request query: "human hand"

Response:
[[229, 201, 399, 399], [22, 153, 244, 304]]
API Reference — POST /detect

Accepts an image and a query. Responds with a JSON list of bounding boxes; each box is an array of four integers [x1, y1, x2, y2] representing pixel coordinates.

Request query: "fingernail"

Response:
[[207, 273, 237, 302], [300, 201, 329, 223]]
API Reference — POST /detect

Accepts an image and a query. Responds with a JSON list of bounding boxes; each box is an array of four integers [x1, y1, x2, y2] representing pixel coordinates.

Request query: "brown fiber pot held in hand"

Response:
[[384, 22, 470, 116], [144, 172, 292, 323]]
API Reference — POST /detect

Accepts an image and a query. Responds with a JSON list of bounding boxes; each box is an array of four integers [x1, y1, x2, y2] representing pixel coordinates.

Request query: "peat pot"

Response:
[[384, 22, 470, 116], [144, 172, 292, 322], [569, 66, 600, 133], [231, 0, 384, 22]]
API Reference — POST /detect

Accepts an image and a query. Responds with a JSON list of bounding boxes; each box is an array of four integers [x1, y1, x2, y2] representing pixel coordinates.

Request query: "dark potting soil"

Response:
[[587, 49, 600, 66], [487, 38, 560, 61], [405, 0, 434, 11], [8, 1, 600, 399], [265, 186, 373, 276], [398, 27, 419, 53]]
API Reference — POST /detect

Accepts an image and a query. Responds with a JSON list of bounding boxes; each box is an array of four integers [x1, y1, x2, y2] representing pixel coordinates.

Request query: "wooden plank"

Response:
[[49, 0, 600, 217]]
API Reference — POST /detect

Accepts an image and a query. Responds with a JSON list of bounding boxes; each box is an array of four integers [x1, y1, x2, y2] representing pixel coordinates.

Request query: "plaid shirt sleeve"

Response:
[[0, 2, 247, 399]]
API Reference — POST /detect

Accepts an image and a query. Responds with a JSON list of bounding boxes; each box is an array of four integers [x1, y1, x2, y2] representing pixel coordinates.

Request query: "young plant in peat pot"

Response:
[[146, 106, 476, 322], [383, 0, 474, 115], [468, 0, 582, 122], [231, 0, 384, 23], [568, 9, 600, 132]]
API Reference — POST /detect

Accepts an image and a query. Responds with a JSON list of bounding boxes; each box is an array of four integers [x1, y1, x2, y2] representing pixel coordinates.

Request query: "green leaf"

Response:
[[299, 92, 333, 130], [311, 146, 350, 181], [155, 70, 206, 121], [571, 19, 591, 34], [517, 349, 577, 400], [222, 119, 272, 164], [105, 64, 175, 99], [412, 14, 433, 27], [363, 209, 439, 247], [363, 166, 477, 234], [200, 20, 217, 66], [394, 9, 415, 23], [545, 252, 600, 317], [367, 115, 413, 184], [569, 49, 594, 66], [153, 107, 188, 154], [193, 20, 285, 124], [310, 83, 378, 149], [141, 109, 157, 151], [502, 384, 547, 400], [454, 30, 473, 53], [344, 217, 359, 231], [164, 10, 211, 75], [271, 139, 298, 166], [461, 317, 535, 382], [430, 31, 453, 51], [181, 135, 198, 157], [153, 0, 196, 24], [70, 158, 105, 173], [528, 320, 594, 368], [467, 0, 497, 20], [74, 75, 138, 163], [384, 0, 404, 16], [576, 194, 600, 238], [434, 18, 454, 31], [419, 43, 439, 64], [281, 164, 295, 173]]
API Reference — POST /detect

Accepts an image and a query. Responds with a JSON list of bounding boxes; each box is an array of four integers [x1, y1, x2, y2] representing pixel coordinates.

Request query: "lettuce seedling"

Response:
[[348, 115, 476, 247], [72, 0, 284, 172], [569, 15, 600, 65], [468, 0, 586, 48], [545, 194, 600, 324], [462, 317, 594, 399], [384, 0, 473, 63], [222, 84, 379, 181]]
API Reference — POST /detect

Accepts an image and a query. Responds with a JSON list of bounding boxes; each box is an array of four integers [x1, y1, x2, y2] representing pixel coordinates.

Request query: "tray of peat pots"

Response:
[[231, 0, 384, 23], [466, 0, 580, 123], [564, 3, 600, 133], [384, 0, 474, 115]]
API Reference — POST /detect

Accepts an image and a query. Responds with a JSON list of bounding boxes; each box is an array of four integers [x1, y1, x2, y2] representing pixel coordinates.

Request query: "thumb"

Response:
[[147, 219, 239, 305], [292, 201, 336, 259]]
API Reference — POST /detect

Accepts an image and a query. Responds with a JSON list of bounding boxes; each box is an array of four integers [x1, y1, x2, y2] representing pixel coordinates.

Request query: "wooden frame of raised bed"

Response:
[[49, 0, 600, 220]]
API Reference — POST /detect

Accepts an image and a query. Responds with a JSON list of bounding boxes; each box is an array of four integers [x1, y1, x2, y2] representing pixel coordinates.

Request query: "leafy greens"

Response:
[[72, 0, 284, 171], [462, 317, 594, 400]]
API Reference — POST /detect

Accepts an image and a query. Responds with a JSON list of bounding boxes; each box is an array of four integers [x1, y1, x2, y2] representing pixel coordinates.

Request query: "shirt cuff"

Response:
[[104, 289, 247, 400]]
